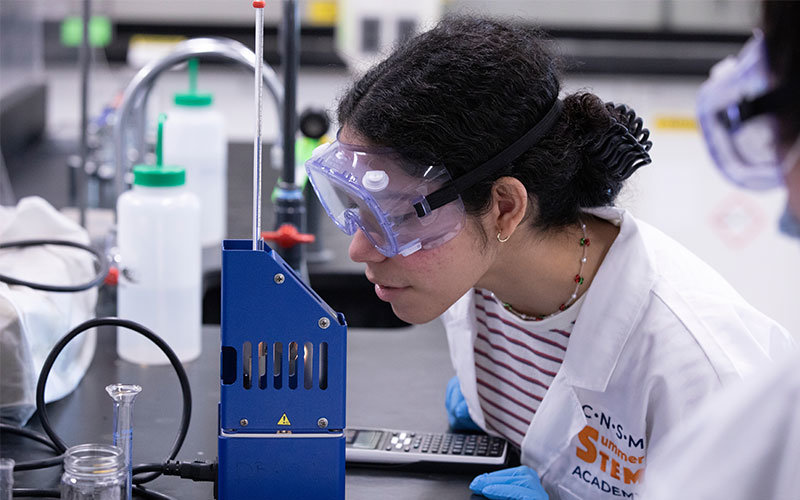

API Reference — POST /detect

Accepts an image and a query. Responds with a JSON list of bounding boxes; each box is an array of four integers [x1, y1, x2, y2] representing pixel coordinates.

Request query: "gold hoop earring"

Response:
[[497, 231, 510, 243]]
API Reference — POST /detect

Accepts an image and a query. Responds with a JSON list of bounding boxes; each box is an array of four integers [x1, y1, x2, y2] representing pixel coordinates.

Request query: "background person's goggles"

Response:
[[305, 141, 466, 257], [697, 31, 793, 189]]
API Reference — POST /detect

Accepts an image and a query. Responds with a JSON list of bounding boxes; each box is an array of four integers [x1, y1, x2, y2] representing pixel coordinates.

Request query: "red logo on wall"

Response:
[[709, 193, 768, 250]]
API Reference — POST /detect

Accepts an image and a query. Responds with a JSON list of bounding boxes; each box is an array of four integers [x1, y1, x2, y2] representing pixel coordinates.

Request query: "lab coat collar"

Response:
[[559, 206, 657, 392]]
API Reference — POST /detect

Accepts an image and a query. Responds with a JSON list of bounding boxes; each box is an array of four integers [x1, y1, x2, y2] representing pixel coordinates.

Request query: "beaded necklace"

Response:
[[500, 220, 590, 322]]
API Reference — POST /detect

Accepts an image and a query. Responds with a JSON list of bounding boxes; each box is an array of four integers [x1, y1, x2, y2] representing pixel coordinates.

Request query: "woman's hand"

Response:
[[470, 465, 549, 500], [445, 375, 481, 431]]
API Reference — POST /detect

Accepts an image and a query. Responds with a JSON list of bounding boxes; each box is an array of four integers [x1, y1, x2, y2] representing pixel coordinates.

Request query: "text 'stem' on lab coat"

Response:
[[442, 207, 795, 500]]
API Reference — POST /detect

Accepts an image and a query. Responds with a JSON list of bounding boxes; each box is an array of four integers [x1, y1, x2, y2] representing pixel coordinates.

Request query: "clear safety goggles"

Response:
[[305, 99, 562, 257], [697, 30, 793, 190], [304, 140, 466, 257]]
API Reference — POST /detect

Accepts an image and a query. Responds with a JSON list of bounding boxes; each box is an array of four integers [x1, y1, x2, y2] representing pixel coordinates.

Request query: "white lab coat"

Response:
[[443, 206, 794, 499], [643, 352, 800, 500]]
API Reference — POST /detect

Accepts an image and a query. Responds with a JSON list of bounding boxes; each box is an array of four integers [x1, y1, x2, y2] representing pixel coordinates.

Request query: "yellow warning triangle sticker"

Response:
[[277, 413, 291, 426]]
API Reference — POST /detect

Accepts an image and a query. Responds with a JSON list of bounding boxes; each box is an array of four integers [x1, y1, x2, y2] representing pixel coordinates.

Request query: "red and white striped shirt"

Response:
[[472, 288, 584, 447]]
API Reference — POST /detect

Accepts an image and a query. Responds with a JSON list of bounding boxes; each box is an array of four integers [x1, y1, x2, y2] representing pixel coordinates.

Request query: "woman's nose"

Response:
[[349, 229, 387, 264]]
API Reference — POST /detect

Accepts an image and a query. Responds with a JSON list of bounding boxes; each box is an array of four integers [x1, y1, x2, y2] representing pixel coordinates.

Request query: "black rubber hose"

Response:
[[34, 317, 192, 484], [11, 489, 60, 498], [132, 463, 166, 475], [10, 455, 65, 472], [0, 423, 61, 453], [0, 424, 64, 471], [0, 239, 108, 292], [10, 483, 176, 498], [133, 485, 177, 500]]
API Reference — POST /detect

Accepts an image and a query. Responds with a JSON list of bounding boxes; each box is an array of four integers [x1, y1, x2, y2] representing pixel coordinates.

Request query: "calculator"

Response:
[[345, 427, 509, 466]]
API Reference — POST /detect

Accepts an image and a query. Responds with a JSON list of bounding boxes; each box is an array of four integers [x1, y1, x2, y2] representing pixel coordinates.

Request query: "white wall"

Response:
[[336, 0, 443, 74], [565, 75, 800, 339], [45, 0, 759, 32]]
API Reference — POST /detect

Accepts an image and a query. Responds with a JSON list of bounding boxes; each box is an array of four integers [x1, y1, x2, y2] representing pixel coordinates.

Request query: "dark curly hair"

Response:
[[763, 0, 800, 148], [338, 17, 652, 232]]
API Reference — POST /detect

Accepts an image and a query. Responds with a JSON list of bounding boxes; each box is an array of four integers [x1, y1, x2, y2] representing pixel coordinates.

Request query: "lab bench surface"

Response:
[[4, 322, 488, 499]]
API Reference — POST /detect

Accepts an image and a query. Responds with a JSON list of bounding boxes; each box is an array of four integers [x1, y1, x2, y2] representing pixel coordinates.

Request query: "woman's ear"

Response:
[[489, 177, 529, 239]]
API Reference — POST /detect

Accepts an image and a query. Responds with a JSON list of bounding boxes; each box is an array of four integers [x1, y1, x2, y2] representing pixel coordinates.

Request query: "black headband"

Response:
[[414, 98, 563, 217]]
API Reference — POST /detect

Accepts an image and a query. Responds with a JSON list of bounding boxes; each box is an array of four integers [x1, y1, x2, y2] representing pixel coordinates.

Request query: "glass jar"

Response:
[[1, 458, 14, 500], [61, 444, 125, 500]]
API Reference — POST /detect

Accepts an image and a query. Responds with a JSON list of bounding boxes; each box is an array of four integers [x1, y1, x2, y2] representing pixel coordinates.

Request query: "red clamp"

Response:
[[104, 266, 119, 286], [262, 224, 316, 249]]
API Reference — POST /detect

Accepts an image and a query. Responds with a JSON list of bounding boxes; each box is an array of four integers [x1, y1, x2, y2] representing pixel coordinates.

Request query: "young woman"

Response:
[[305, 17, 794, 499]]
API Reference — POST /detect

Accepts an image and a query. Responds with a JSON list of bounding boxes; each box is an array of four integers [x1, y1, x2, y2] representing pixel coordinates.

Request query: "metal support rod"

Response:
[[281, 0, 299, 187], [270, 0, 306, 275], [253, 7, 265, 249], [78, 0, 90, 228]]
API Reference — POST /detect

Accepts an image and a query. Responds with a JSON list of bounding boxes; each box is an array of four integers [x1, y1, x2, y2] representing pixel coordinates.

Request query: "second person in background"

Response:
[[305, 17, 794, 499]]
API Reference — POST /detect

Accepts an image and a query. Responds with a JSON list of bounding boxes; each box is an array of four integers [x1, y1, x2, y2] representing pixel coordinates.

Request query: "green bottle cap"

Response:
[[174, 58, 213, 107], [132, 113, 185, 187], [132, 165, 185, 187]]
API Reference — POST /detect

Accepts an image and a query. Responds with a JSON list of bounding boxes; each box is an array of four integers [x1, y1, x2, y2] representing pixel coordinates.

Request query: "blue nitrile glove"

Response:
[[470, 465, 549, 500], [445, 375, 481, 431]]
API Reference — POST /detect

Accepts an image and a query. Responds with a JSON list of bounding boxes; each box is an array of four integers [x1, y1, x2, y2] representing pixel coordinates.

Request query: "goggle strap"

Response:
[[720, 83, 794, 130], [415, 98, 563, 216]]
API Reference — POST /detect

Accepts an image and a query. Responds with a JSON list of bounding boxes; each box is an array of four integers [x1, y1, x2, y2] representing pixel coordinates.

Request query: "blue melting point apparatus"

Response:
[[218, 239, 347, 499]]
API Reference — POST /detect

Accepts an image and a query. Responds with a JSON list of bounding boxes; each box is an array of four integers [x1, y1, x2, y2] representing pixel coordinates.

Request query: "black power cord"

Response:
[[0, 424, 61, 454], [133, 460, 218, 483], [11, 489, 60, 498], [0, 424, 63, 473], [3, 318, 218, 499], [9, 485, 185, 500], [133, 485, 180, 500], [162, 460, 218, 483], [34, 318, 192, 486], [9, 486, 180, 499], [7, 455, 65, 472], [0, 246, 218, 498], [0, 239, 108, 292]]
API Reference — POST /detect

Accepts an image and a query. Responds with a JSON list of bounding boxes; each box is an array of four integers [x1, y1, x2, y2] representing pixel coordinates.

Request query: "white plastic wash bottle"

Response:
[[163, 58, 227, 246], [116, 117, 201, 364]]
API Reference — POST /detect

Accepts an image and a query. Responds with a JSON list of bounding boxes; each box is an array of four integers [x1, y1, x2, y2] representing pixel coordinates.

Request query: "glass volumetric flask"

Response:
[[106, 384, 141, 500], [61, 444, 125, 500]]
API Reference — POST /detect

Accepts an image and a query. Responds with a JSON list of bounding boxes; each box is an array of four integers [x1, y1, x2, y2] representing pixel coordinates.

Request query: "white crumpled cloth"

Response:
[[0, 196, 98, 425]]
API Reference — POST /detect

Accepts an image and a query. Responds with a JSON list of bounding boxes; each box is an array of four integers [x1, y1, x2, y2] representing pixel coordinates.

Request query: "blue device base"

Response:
[[218, 433, 345, 499], [218, 239, 346, 499]]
